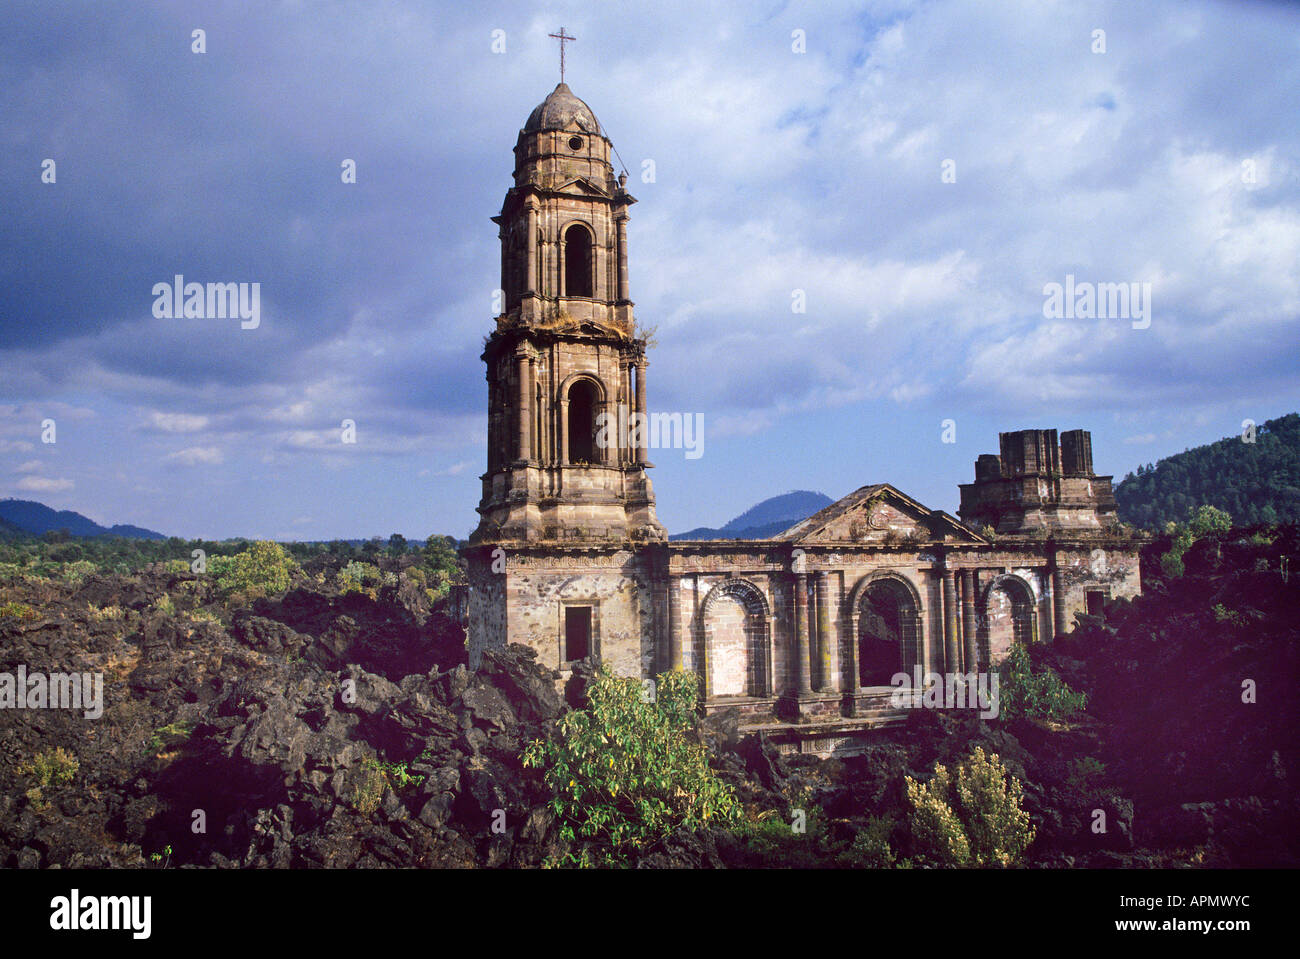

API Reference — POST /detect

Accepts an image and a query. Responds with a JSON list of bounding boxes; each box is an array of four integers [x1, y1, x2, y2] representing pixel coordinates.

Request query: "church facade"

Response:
[[464, 83, 1141, 752]]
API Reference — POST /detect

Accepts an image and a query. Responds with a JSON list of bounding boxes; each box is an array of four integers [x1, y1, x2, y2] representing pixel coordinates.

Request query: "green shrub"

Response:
[[1158, 504, 1233, 579], [208, 541, 298, 599], [337, 561, 383, 596], [0, 601, 38, 621], [351, 758, 424, 814], [844, 815, 897, 868], [59, 560, 99, 584], [739, 797, 841, 868], [905, 746, 1035, 867], [147, 721, 195, 754], [1065, 756, 1107, 793], [18, 747, 79, 788], [522, 667, 740, 867], [996, 644, 1088, 723], [1159, 550, 1186, 578]]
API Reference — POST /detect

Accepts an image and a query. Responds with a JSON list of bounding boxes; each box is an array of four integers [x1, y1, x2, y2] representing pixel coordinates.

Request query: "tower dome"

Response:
[[523, 82, 600, 133]]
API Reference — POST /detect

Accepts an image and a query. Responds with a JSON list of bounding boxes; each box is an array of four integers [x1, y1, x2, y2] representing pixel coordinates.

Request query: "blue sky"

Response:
[[2, 0, 1298, 540]]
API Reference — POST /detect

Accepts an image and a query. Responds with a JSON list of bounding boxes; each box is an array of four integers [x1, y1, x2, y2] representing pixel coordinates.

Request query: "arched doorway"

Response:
[[700, 580, 770, 697], [567, 379, 598, 464], [564, 224, 593, 298], [981, 576, 1035, 667], [856, 577, 920, 687]]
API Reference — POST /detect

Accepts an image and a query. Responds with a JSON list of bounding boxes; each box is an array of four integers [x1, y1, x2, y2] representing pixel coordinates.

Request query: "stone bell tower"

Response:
[[470, 82, 666, 546], [465, 79, 667, 676]]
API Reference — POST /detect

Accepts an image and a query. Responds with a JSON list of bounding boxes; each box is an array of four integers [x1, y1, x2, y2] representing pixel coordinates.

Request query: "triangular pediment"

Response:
[[773, 483, 986, 546], [553, 177, 610, 198]]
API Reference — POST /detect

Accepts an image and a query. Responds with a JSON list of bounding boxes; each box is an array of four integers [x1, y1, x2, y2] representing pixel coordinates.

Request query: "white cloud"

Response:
[[15, 476, 73, 493], [148, 411, 210, 433], [433, 460, 473, 477], [164, 446, 224, 465]]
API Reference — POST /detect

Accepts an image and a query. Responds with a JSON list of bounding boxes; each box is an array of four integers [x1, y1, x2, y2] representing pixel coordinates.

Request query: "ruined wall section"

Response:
[[958, 428, 1120, 535], [1054, 542, 1142, 626]]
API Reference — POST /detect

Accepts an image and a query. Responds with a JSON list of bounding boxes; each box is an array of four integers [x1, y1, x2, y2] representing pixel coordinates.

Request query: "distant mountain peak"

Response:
[[0, 498, 166, 540], [672, 489, 833, 541]]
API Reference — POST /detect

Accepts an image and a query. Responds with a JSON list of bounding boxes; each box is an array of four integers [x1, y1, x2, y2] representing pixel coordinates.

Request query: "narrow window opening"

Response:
[[565, 606, 592, 661], [564, 224, 593, 298], [567, 379, 598, 463]]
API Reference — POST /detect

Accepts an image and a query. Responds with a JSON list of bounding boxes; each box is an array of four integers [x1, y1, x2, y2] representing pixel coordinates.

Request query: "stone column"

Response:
[[526, 205, 538, 295], [616, 213, 630, 302], [516, 350, 531, 461], [667, 575, 682, 670], [795, 573, 812, 695], [634, 359, 648, 465], [845, 596, 859, 693], [961, 569, 978, 673], [1042, 569, 1055, 642], [942, 566, 959, 675], [815, 571, 832, 691], [1052, 565, 1067, 638], [599, 396, 612, 466], [557, 233, 566, 298], [617, 363, 628, 465], [558, 397, 569, 466]]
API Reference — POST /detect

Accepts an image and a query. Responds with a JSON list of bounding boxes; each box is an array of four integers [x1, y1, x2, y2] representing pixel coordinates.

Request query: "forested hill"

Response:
[[1115, 413, 1300, 530]]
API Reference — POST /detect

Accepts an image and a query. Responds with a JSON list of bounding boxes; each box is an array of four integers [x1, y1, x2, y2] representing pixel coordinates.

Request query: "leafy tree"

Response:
[[208, 541, 299, 600], [421, 534, 463, 599], [1159, 504, 1234, 578], [337, 561, 384, 597], [522, 667, 741, 867], [1188, 504, 1232, 536], [996, 644, 1088, 723]]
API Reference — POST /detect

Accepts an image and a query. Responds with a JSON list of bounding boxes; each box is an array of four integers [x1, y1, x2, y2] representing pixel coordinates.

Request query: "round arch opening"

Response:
[[563, 224, 593, 298], [857, 577, 920, 687], [567, 378, 600, 464]]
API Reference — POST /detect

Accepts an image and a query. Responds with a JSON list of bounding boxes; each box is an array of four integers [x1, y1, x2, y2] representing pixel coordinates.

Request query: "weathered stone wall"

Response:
[[470, 534, 1141, 711], [466, 550, 506, 669], [499, 549, 651, 680], [1055, 544, 1142, 626]]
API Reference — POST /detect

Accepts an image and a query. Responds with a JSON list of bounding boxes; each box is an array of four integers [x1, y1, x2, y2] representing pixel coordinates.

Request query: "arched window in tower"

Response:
[[564, 223, 593, 298], [567, 379, 599, 464]]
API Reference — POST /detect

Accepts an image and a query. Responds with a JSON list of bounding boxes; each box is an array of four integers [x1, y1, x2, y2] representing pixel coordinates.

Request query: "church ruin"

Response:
[[463, 81, 1142, 754]]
